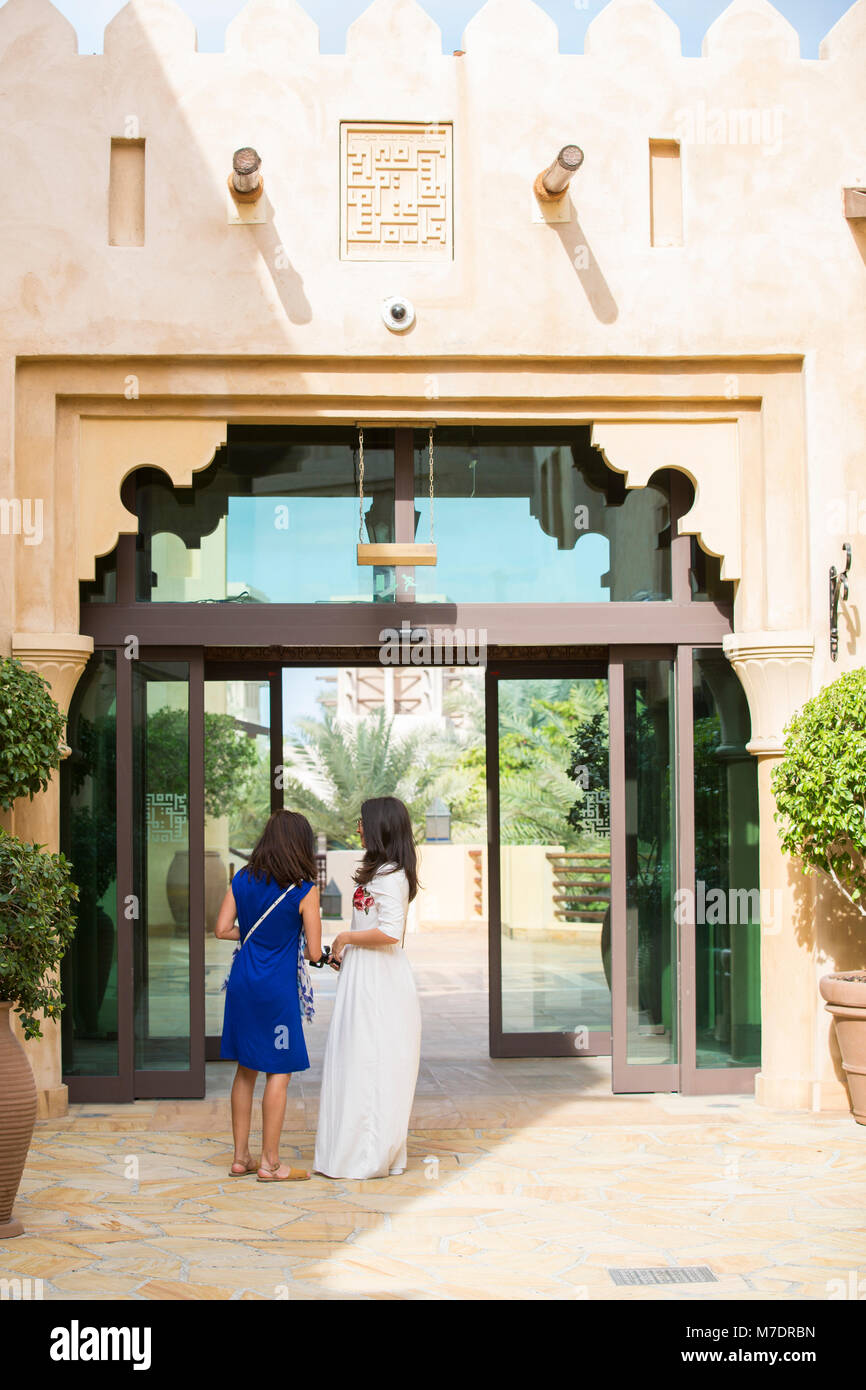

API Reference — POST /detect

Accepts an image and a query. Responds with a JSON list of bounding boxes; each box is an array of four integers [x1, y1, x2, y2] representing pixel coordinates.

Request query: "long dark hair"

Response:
[[246, 809, 317, 889], [354, 796, 418, 901]]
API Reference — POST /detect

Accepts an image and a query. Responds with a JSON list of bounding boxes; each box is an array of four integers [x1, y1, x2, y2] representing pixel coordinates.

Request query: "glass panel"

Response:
[[499, 676, 611, 1037], [79, 546, 118, 604], [413, 427, 672, 604], [689, 537, 734, 605], [624, 660, 677, 1066], [132, 661, 191, 1070], [135, 426, 395, 604], [60, 652, 119, 1076], [204, 676, 271, 1038], [692, 649, 761, 1068]]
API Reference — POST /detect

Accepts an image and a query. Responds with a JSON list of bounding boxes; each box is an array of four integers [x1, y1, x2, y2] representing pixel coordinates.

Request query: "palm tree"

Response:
[[448, 677, 609, 845], [280, 708, 434, 847]]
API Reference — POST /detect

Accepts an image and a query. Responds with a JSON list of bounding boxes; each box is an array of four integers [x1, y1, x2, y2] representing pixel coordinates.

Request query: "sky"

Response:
[[3, 0, 856, 57]]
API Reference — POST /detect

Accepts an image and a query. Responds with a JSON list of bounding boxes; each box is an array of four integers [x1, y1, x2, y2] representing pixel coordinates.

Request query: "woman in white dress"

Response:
[[314, 796, 421, 1179]]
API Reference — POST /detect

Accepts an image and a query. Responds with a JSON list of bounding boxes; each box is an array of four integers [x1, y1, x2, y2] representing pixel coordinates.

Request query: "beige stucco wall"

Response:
[[2, 0, 865, 1114]]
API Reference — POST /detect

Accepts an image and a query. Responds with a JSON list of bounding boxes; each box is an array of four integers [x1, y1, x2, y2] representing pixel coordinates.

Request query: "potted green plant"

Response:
[[772, 667, 866, 1124], [0, 657, 78, 1237]]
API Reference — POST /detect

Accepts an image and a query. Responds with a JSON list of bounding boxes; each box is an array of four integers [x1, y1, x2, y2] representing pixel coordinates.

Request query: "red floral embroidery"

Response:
[[353, 886, 375, 914]]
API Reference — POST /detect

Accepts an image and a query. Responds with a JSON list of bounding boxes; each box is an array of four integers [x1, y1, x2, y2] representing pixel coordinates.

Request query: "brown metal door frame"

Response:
[[609, 646, 679, 1094], [130, 647, 206, 1100], [486, 658, 611, 1059], [64, 645, 134, 1103], [675, 644, 758, 1096]]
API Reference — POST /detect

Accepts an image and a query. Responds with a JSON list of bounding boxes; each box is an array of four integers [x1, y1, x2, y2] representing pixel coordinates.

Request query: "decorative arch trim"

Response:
[[78, 417, 228, 582], [590, 418, 742, 581]]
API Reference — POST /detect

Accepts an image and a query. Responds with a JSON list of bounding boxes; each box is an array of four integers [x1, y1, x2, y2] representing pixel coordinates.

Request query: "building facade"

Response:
[[2, 0, 865, 1115]]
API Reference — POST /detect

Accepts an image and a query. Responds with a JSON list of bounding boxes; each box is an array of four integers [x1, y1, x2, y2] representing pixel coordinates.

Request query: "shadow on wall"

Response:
[[553, 215, 619, 325], [789, 849, 866, 963], [841, 600, 861, 659], [250, 194, 313, 326], [848, 218, 866, 270], [100, 1, 314, 337], [792, 864, 866, 1097]]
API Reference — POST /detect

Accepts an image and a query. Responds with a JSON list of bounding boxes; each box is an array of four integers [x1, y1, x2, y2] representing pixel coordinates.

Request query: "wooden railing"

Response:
[[468, 848, 484, 917], [546, 851, 611, 924]]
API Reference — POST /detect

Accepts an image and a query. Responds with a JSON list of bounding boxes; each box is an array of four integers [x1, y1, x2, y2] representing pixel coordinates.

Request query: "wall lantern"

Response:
[[356, 424, 438, 567], [229, 147, 264, 204], [321, 878, 343, 920], [316, 833, 327, 894], [425, 797, 451, 843], [534, 144, 584, 204], [830, 542, 852, 663]]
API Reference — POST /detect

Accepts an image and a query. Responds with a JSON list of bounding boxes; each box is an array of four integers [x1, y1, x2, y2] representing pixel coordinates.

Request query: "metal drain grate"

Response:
[[610, 1267, 717, 1286]]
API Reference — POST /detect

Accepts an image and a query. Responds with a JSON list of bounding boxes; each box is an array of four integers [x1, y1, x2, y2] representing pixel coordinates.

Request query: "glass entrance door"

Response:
[[609, 651, 678, 1092], [486, 655, 678, 1081], [130, 655, 205, 1098], [202, 669, 274, 1059], [487, 664, 613, 1057], [487, 652, 761, 1093]]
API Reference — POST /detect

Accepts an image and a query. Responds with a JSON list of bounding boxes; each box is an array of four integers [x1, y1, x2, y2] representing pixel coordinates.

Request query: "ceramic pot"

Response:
[[820, 972, 866, 1125], [0, 1001, 37, 1238]]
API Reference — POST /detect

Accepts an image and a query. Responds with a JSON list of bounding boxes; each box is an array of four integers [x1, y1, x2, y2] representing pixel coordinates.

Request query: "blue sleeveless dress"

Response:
[[220, 868, 313, 1074]]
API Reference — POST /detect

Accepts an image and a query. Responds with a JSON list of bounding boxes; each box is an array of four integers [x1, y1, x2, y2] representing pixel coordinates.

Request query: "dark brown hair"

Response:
[[246, 809, 317, 889], [353, 796, 418, 901]]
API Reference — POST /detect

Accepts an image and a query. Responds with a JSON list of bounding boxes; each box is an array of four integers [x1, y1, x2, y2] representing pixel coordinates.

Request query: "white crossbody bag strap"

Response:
[[241, 883, 294, 947]]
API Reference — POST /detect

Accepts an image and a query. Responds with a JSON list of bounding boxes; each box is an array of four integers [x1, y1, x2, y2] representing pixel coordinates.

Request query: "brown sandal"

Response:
[[256, 1162, 310, 1182], [227, 1160, 258, 1177]]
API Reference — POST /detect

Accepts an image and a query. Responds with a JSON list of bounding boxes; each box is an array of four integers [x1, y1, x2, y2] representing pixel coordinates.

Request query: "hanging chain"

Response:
[[358, 426, 365, 543], [428, 426, 435, 544]]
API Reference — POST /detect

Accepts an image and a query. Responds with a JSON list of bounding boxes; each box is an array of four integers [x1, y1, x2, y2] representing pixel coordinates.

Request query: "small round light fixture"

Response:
[[382, 296, 415, 333]]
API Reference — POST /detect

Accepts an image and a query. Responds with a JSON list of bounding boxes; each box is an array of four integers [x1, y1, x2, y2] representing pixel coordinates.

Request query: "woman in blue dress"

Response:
[[215, 810, 322, 1182]]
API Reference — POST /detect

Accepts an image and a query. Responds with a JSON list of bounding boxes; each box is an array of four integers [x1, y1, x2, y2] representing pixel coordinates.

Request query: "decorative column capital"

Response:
[[11, 633, 94, 715], [723, 631, 814, 758]]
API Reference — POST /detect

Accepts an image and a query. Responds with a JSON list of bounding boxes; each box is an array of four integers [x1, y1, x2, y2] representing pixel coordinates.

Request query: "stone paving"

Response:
[[3, 929, 865, 1301]]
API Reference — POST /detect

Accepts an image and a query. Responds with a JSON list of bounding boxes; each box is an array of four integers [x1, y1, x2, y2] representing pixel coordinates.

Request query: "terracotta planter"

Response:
[[0, 1001, 38, 1238], [166, 850, 228, 931], [820, 972, 866, 1125]]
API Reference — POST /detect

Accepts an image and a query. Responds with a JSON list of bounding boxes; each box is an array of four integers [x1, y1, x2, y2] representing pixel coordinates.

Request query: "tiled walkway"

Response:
[[4, 929, 865, 1300]]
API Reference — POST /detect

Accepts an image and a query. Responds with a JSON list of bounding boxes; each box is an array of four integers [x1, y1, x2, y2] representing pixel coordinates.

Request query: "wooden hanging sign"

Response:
[[357, 543, 438, 566]]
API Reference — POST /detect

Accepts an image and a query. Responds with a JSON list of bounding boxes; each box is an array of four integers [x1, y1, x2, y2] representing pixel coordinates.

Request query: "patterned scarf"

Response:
[[298, 931, 316, 1022]]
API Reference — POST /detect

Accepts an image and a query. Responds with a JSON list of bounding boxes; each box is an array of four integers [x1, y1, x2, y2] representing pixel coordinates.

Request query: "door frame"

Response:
[[609, 646, 679, 1094], [486, 647, 761, 1096], [131, 648, 206, 1100], [486, 659, 611, 1059]]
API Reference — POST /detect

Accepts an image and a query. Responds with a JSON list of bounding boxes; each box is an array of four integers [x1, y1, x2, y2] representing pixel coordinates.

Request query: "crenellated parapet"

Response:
[[0, 0, 76, 60], [702, 0, 800, 61], [584, 0, 681, 59], [0, 0, 863, 69], [225, 0, 319, 62], [103, 0, 197, 59], [0, 0, 862, 364]]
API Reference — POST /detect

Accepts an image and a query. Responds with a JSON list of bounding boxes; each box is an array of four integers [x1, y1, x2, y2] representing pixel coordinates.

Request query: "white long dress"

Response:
[[314, 864, 421, 1179]]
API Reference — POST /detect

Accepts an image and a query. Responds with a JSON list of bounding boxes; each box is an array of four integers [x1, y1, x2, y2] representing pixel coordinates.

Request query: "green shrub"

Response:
[[0, 657, 66, 809], [0, 829, 78, 1039], [772, 668, 866, 918], [0, 656, 79, 1038]]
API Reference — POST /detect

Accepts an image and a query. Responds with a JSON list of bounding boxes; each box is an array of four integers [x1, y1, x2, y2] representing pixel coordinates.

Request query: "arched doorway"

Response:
[[61, 422, 758, 1100]]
